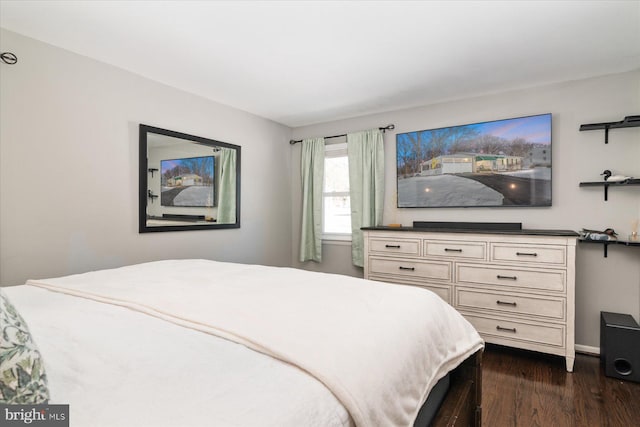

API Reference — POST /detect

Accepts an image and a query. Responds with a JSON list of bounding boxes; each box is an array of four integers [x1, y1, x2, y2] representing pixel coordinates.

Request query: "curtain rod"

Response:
[[289, 124, 395, 145]]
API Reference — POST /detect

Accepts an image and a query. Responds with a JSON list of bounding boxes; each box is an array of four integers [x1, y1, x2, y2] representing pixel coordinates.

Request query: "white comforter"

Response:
[[10, 260, 483, 426], [5, 284, 352, 427]]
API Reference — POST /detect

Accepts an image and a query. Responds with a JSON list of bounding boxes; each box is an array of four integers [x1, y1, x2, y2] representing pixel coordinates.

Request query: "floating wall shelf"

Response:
[[579, 115, 640, 144], [579, 179, 640, 201], [579, 238, 640, 258], [578, 115, 640, 257]]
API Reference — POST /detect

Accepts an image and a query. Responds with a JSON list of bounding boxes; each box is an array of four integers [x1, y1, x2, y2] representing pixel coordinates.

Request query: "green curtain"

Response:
[[299, 137, 325, 262], [217, 147, 236, 224], [347, 129, 384, 267]]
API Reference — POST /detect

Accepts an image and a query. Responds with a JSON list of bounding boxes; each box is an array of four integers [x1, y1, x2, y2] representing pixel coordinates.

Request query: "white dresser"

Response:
[[363, 227, 578, 372]]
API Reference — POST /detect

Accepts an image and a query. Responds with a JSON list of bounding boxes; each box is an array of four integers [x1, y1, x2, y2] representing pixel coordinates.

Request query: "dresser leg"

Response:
[[566, 356, 575, 372]]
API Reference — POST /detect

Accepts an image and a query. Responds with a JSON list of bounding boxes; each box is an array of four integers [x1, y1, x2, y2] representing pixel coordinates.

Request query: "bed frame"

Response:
[[426, 349, 483, 427]]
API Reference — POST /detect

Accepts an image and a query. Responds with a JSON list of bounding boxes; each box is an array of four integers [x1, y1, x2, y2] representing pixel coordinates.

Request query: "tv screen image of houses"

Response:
[[160, 156, 215, 207], [396, 114, 552, 208]]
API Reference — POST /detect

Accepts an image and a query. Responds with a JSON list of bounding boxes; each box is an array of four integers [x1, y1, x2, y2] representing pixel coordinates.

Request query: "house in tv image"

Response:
[[475, 154, 523, 172], [524, 145, 551, 168], [162, 172, 214, 207], [420, 153, 474, 176], [166, 173, 204, 187], [419, 153, 524, 176]]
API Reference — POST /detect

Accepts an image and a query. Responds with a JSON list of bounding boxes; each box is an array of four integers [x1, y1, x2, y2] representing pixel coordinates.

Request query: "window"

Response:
[[323, 143, 351, 240]]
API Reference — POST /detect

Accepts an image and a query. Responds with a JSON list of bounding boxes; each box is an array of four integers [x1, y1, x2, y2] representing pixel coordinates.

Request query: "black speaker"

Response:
[[600, 311, 640, 383]]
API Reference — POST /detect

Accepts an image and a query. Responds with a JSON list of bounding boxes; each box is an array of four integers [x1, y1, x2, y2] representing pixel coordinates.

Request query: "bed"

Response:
[[1, 259, 483, 426]]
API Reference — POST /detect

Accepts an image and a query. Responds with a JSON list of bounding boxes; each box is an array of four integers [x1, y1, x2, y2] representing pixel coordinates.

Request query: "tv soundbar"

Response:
[[412, 221, 522, 231], [162, 214, 206, 221]]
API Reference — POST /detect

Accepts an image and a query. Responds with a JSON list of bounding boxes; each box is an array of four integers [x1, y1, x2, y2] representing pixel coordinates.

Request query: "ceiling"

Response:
[[1, 1, 639, 127]]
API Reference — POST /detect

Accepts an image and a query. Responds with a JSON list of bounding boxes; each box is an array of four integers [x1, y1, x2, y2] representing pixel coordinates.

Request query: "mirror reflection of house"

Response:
[[167, 174, 203, 187]]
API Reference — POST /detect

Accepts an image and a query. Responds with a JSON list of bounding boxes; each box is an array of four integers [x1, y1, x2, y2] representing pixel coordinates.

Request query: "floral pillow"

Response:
[[0, 289, 49, 404]]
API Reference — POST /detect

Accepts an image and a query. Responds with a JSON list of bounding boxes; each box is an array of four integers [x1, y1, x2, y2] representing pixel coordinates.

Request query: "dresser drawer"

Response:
[[369, 257, 451, 281], [369, 238, 421, 256], [457, 264, 565, 292], [424, 240, 486, 260], [456, 288, 565, 320], [490, 243, 566, 266], [465, 314, 565, 347], [422, 284, 451, 304], [368, 275, 452, 304]]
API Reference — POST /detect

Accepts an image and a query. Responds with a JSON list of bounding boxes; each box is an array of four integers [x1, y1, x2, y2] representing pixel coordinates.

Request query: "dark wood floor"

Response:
[[482, 344, 640, 426]]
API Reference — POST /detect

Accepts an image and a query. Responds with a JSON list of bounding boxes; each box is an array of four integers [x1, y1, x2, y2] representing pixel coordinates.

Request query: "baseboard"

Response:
[[576, 344, 600, 356]]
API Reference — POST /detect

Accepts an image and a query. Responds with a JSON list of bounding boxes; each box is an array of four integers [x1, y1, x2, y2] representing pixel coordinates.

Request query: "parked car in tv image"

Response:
[[396, 114, 552, 208]]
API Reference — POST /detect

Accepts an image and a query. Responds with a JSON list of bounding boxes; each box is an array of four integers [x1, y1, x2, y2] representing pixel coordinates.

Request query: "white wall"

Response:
[[291, 71, 640, 349], [0, 29, 293, 285]]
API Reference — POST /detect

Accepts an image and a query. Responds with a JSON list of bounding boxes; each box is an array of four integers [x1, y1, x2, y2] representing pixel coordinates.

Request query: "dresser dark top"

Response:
[[361, 226, 579, 237]]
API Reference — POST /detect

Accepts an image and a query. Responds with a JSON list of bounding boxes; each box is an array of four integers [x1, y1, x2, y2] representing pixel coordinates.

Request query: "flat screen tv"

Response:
[[161, 156, 215, 207], [396, 113, 551, 208]]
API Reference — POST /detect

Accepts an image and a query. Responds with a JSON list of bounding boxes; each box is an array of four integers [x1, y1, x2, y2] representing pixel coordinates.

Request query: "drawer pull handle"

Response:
[[385, 244, 401, 248], [516, 252, 538, 257], [496, 300, 517, 306], [444, 248, 463, 252], [496, 326, 517, 333], [399, 266, 415, 271], [497, 275, 517, 280]]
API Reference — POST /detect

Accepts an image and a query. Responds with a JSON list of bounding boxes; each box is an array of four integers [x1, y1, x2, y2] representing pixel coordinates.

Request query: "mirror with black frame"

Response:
[[139, 124, 240, 232]]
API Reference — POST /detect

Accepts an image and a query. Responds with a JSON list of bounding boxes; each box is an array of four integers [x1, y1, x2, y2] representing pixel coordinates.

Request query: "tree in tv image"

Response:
[[396, 114, 552, 208], [161, 156, 215, 207]]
